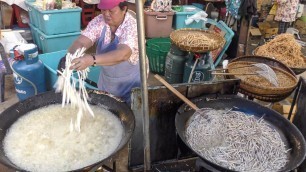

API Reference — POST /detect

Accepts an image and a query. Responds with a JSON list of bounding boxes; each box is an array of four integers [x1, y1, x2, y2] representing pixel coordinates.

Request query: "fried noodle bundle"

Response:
[[174, 30, 219, 50], [255, 33, 306, 68]]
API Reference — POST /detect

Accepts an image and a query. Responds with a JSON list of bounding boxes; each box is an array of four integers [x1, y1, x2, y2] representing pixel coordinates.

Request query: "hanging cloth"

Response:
[[225, 0, 242, 20]]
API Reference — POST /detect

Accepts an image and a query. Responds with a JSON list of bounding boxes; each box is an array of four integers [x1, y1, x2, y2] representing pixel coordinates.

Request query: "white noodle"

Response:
[[54, 48, 94, 132], [3, 104, 123, 172]]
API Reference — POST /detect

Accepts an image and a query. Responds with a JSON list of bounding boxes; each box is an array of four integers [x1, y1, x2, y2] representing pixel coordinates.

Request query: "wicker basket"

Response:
[[253, 47, 306, 75], [227, 61, 298, 96], [238, 89, 293, 102], [231, 55, 296, 76], [170, 28, 225, 53]]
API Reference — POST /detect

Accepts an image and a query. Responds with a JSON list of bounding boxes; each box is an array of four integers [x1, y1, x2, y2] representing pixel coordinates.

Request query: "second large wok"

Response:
[[175, 95, 306, 172]]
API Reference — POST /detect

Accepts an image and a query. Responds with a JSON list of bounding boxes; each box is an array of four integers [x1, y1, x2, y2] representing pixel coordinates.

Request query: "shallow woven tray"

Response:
[[253, 47, 306, 75], [231, 55, 296, 76], [170, 28, 225, 53], [227, 61, 298, 96]]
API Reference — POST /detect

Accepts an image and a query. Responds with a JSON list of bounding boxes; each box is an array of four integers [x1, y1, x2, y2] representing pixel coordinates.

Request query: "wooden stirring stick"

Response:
[[154, 74, 199, 111], [212, 72, 259, 75]]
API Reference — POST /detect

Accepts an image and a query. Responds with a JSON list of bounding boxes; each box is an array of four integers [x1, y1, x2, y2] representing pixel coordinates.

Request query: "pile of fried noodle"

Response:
[[255, 33, 306, 68]]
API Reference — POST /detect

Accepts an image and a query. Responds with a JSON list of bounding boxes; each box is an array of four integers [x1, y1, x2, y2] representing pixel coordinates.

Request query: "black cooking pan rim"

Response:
[[175, 94, 306, 172], [0, 90, 135, 172]]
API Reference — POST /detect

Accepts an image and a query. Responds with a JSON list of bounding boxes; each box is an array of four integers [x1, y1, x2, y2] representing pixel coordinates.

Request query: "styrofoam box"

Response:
[[25, 1, 81, 35], [173, 5, 204, 29], [39, 50, 100, 91], [36, 28, 80, 53]]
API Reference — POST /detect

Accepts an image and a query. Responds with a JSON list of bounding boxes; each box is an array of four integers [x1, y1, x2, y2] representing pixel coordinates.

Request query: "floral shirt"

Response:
[[81, 12, 139, 65], [274, 0, 299, 22]]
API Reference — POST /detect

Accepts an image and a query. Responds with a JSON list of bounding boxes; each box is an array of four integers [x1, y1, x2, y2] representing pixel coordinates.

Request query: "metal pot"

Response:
[[175, 94, 306, 172], [0, 90, 135, 171]]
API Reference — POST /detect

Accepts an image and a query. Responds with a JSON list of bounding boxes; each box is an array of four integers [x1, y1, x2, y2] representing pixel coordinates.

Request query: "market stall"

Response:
[[0, 0, 306, 171]]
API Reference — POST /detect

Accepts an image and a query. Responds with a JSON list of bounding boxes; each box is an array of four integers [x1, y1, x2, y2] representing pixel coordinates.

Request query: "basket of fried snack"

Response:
[[254, 33, 306, 74], [170, 28, 225, 53], [227, 61, 298, 97]]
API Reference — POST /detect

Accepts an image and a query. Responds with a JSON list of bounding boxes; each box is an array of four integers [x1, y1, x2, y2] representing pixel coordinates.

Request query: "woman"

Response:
[[274, 0, 299, 33], [65, 0, 140, 104]]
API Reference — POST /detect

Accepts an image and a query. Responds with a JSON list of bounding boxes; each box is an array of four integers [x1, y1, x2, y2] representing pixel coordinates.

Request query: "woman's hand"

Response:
[[70, 54, 95, 70]]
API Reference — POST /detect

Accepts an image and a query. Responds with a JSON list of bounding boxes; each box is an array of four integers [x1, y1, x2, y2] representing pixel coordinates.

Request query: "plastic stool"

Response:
[[11, 5, 29, 28], [79, 0, 96, 27]]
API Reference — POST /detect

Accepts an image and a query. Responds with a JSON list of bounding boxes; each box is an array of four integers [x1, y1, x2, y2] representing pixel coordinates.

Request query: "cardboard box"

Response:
[[258, 21, 278, 38], [265, 27, 278, 38], [266, 14, 275, 22], [295, 20, 306, 34], [1, 3, 13, 28], [258, 22, 270, 32], [250, 28, 262, 36], [272, 103, 297, 122]]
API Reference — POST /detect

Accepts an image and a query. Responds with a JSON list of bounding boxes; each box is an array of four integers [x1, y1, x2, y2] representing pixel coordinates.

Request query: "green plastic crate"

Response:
[[146, 38, 171, 75]]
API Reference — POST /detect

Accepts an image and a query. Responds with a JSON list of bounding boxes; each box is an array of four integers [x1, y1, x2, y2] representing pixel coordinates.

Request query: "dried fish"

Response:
[[186, 108, 289, 172]]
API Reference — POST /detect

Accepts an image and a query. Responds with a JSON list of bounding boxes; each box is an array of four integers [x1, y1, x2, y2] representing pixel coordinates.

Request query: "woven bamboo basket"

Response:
[[227, 61, 298, 96], [169, 28, 225, 53], [238, 89, 293, 102], [253, 47, 306, 75]]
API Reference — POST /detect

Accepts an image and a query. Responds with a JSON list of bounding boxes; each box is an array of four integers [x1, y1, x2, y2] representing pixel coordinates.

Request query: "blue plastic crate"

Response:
[[25, 1, 39, 27], [173, 5, 204, 29], [25, 1, 81, 35], [191, 3, 204, 10], [28, 23, 42, 50], [39, 50, 100, 90], [36, 28, 80, 53], [203, 19, 234, 67]]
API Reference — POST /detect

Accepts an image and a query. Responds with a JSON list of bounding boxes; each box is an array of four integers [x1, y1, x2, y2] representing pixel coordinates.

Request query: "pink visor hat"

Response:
[[98, 0, 125, 10]]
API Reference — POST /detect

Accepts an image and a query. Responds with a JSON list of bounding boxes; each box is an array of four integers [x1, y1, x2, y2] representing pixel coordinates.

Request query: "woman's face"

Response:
[[101, 6, 126, 27]]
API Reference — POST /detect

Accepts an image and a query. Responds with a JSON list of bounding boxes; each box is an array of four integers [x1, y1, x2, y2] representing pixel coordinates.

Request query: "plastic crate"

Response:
[[25, 1, 39, 27], [28, 23, 42, 50], [144, 11, 174, 38], [39, 50, 99, 90], [191, 3, 204, 9], [173, 5, 204, 29], [146, 38, 171, 75], [25, 1, 81, 35], [36, 28, 80, 53], [203, 18, 234, 67]]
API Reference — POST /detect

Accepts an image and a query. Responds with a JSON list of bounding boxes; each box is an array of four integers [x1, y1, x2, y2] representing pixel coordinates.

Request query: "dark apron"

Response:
[[96, 26, 140, 104]]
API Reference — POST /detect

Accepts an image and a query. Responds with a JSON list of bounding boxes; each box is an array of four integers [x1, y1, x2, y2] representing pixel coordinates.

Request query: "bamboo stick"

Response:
[[212, 72, 259, 75], [154, 74, 199, 111]]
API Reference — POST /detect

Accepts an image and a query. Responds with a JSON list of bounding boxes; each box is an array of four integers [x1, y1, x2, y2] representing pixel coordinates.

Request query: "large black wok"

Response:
[[0, 90, 135, 171], [175, 94, 306, 172]]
